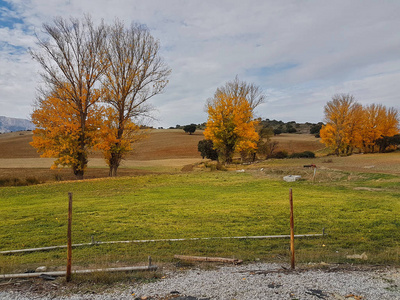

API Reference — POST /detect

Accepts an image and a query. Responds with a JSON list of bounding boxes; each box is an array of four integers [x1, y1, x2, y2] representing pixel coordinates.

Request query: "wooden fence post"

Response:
[[289, 188, 295, 270], [66, 192, 73, 282]]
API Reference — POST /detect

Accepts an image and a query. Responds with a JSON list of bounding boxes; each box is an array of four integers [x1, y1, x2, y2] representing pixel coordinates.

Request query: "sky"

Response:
[[0, 0, 399, 128]]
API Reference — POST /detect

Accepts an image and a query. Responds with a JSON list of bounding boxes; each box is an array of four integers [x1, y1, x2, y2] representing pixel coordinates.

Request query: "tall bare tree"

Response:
[[99, 20, 171, 176], [215, 75, 266, 111], [30, 16, 107, 179]]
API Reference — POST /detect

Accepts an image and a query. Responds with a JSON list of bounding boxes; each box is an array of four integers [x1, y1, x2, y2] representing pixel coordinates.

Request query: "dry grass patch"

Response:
[[272, 133, 325, 154]]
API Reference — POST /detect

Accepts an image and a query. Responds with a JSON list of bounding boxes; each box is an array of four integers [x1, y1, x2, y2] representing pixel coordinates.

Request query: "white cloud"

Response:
[[1, 0, 400, 127]]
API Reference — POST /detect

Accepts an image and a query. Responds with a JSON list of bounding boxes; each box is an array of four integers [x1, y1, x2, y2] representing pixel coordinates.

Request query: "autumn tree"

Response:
[[204, 93, 259, 164], [320, 94, 399, 155], [319, 94, 364, 156], [30, 16, 107, 179], [360, 104, 399, 153], [31, 86, 103, 174], [99, 20, 171, 176], [215, 75, 265, 111]]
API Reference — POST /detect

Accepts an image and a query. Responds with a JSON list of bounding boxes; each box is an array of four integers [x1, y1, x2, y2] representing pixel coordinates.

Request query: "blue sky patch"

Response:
[[0, 0, 23, 29], [247, 62, 298, 78]]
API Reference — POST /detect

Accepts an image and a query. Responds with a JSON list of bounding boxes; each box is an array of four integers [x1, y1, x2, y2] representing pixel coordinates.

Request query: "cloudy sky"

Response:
[[1, 0, 399, 128]]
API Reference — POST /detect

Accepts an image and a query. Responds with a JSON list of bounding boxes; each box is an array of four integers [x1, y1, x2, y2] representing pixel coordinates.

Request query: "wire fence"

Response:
[[0, 190, 329, 281]]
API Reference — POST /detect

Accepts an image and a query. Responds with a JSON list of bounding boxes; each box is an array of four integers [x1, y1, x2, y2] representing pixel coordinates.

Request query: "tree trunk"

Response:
[[109, 165, 118, 177], [74, 137, 88, 180], [108, 151, 121, 177], [73, 167, 84, 180]]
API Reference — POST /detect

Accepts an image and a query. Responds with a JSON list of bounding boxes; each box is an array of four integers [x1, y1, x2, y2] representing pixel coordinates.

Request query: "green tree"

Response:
[[198, 139, 218, 160], [183, 124, 197, 135]]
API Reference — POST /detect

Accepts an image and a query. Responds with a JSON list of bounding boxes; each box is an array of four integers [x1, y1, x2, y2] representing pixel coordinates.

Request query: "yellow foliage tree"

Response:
[[30, 16, 107, 179], [99, 20, 171, 176], [320, 94, 364, 155], [95, 107, 142, 176], [360, 104, 399, 153], [31, 87, 103, 177], [204, 93, 259, 163], [320, 94, 399, 155]]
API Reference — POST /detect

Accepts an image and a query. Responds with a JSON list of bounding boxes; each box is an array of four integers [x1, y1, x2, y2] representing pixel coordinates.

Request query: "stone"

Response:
[[35, 266, 47, 272], [283, 175, 301, 182]]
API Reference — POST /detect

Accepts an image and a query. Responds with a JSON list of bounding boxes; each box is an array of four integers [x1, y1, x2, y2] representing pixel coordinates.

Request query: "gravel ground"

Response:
[[1, 263, 399, 300]]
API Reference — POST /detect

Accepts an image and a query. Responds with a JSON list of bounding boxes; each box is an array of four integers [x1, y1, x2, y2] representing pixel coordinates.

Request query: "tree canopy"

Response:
[[99, 20, 171, 176], [30, 16, 170, 178], [320, 94, 399, 155], [30, 16, 107, 179], [204, 92, 259, 163], [183, 124, 197, 135]]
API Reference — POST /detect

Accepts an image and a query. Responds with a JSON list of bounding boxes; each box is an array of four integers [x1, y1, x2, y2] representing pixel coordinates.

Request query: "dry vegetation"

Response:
[[0, 129, 398, 184], [272, 133, 325, 154]]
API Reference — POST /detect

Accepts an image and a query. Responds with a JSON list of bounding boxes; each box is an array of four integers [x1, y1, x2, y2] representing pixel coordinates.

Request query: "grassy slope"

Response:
[[1, 171, 399, 273], [0, 130, 399, 273]]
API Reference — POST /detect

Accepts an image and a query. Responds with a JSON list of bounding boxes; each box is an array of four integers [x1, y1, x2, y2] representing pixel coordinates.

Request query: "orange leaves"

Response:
[[320, 94, 399, 155], [360, 104, 399, 152], [95, 107, 140, 165], [30, 86, 103, 174], [204, 93, 259, 163]]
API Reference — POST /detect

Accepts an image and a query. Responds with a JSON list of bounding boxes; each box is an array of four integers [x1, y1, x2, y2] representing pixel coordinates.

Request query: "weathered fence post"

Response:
[[289, 188, 295, 270], [66, 192, 73, 282]]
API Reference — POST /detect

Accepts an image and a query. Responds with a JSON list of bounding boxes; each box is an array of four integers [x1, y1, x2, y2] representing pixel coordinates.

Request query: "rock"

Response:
[[35, 266, 47, 272], [283, 175, 301, 182]]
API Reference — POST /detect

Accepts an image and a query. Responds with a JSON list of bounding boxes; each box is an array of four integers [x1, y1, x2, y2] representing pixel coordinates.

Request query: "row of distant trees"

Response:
[[181, 120, 323, 136], [320, 94, 399, 155], [30, 16, 170, 178], [200, 88, 399, 163]]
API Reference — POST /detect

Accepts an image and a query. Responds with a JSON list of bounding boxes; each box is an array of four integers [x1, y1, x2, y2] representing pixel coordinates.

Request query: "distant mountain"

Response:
[[0, 116, 35, 133]]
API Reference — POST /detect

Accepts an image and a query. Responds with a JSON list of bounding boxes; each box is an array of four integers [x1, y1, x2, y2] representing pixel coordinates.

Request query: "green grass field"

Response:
[[1, 168, 399, 275]]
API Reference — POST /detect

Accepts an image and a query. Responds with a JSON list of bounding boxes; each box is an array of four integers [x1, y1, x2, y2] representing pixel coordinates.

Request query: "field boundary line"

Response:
[[0, 265, 158, 279], [0, 233, 324, 255]]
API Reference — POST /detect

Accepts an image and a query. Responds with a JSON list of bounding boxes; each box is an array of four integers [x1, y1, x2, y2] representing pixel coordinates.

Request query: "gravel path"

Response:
[[1, 263, 399, 299]]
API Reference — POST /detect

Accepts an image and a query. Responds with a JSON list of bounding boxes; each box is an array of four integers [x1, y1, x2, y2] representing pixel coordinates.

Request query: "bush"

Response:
[[289, 151, 315, 158], [310, 123, 323, 137], [273, 150, 288, 159], [273, 129, 282, 135], [0, 177, 41, 187], [198, 140, 218, 161], [183, 124, 197, 135], [204, 162, 227, 171]]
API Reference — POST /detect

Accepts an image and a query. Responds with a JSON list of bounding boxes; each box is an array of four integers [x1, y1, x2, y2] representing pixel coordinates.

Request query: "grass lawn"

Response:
[[1, 170, 399, 274]]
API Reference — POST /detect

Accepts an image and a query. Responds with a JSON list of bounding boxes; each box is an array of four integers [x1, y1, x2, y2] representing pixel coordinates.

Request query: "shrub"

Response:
[[198, 140, 218, 161], [289, 151, 315, 158], [0, 177, 41, 187], [273, 129, 282, 135], [203, 162, 227, 171], [183, 124, 197, 135], [273, 150, 288, 159], [310, 123, 323, 137], [25, 177, 41, 185]]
